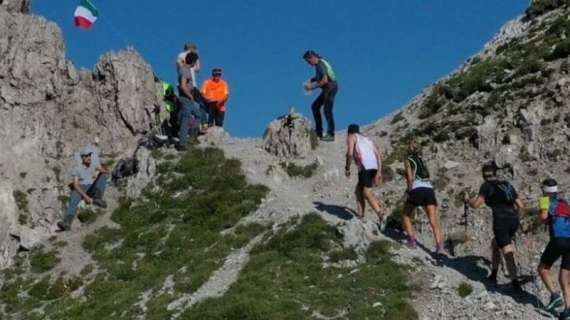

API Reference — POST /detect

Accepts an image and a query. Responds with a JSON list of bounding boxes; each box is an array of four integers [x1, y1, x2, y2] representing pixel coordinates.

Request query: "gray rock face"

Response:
[[0, 0, 30, 14], [0, 182, 19, 269], [0, 6, 161, 267], [126, 147, 157, 199], [263, 111, 314, 159]]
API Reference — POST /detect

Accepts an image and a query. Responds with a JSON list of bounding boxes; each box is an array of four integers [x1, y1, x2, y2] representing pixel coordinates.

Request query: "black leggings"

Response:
[[311, 82, 338, 137]]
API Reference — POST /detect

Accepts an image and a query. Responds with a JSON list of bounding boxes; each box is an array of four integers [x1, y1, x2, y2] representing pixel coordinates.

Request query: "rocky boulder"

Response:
[[0, 0, 30, 14], [263, 111, 315, 159], [0, 5, 162, 268]]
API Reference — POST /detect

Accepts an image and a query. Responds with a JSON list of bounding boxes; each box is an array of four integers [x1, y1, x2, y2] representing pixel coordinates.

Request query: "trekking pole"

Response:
[[463, 203, 469, 234]]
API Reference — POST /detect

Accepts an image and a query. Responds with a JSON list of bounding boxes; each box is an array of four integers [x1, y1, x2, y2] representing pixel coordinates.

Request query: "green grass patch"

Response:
[[182, 214, 416, 320], [13, 190, 29, 213], [4, 147, 269, 319], [457, 282, 473, 298], [526, 0, 569, 18], [280, 161, 319, 178], [391, 112, 405, 124], [29, 249, 60, 273], [76, 208, 102, 225]]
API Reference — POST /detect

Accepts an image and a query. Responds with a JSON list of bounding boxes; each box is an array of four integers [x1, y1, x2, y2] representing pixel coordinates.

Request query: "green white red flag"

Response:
[[74, 0, 99, 29]]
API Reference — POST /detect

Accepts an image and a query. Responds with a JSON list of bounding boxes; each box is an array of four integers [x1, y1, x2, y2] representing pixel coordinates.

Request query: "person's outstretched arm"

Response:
[[345, 135, 355, 177]]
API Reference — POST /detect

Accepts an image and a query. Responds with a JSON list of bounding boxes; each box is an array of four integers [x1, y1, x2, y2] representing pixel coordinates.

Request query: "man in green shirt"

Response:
[[303, 50, 338, 142]]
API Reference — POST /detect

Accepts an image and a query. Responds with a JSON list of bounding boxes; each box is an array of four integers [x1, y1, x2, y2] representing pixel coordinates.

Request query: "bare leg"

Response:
[[363, 187, 383, 221], [424, 205, 443, 245], [561, 269, 570, 309], [490, 239, 501, 276], [354, 184, 366, 219], [402, 203, 416, 239], [502, 243, 518, 282], [539, 263, 556, 294]]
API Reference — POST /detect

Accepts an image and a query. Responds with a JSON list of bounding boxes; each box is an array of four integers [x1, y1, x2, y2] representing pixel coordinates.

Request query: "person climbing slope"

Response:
[[303, 50, 338, 142], [464, 163, 524, 292], [57, 145, 108, 231], [401, 140, 445, 257], [535, 178, 570, 318], [345, 124, 384, 223], [201, 67, 229, 127]]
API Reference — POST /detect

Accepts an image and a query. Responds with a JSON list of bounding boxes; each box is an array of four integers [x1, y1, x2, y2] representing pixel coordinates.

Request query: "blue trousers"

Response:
[[65, 175, 107, 218], [178, 96, 207, 146]]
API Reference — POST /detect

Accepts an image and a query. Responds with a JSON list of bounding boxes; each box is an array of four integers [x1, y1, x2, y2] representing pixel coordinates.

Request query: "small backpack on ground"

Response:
[[408, 154, 430, 180], [549, 198, 570, 238], [111, 158, 139, 183]]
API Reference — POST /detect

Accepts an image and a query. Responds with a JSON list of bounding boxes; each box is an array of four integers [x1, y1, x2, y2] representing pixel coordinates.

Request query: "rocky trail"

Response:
[[166, 128, 549, 320]]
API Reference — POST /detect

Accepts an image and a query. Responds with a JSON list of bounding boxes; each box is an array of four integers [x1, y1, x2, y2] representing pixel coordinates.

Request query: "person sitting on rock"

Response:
[[201, 67, 229, 128], [536, 178, 570, 317], [345, 124, 384, 223], [303, 50, 338, 142], [57, 145, 108, 231], [402, 140, 445, 257], [464, 163, 523, 292]]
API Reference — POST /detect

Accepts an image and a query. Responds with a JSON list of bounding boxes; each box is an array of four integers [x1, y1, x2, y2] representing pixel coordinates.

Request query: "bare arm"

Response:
[[72, 176, 92, 203], [464, 194, 485, 209], [538, 208, 549, 224], [345, 135, 355, 177], [404, 158, 413, 192]]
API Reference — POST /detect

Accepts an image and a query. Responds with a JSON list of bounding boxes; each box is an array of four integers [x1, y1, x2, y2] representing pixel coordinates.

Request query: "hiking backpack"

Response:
[[111, 158, 139, 183], [549, 198, 570, 238], [487, 181, 516, 205], [408, 154, 430, 180]]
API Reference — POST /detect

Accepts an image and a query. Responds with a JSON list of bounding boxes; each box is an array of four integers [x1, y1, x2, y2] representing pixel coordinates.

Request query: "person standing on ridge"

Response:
[[201, 67, 229, 128], [345, 124, 384, 223], [464, 163, 524, 292], [57, 145, 108, 231], [535, 178, 570, 318], [176, 51, 207, 151], [401, 140, 445, 256], [177, 42, 200, 87], [303, 50, 338, 142]]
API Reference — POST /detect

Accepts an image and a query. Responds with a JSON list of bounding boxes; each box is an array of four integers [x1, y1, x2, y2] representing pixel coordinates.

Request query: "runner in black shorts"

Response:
[[358, 169, 378, 188], [401, 140, 444, 255], [536, 178, 570, 317], [464, 163, 524, 291], [345, 124, 384, 222]]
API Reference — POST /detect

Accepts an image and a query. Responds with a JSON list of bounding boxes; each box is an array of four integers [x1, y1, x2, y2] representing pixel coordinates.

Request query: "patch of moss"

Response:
[[13, 190, 29, 213], [391, 112, 405, 125], [183, 214, 416, 320], [280, 161, 319, 178], [77, 208, 101, 225], [29, 249, 60, 273], [457, 282, 473, 298], [328, 248, 358, 263]]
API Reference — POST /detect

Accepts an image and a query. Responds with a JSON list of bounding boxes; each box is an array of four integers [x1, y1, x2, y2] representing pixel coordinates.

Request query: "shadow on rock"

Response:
[[313, 202, 355, 221]]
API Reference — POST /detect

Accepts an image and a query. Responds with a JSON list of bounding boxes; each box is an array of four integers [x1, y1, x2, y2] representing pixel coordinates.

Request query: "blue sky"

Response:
[[33, 1, 527, 137]]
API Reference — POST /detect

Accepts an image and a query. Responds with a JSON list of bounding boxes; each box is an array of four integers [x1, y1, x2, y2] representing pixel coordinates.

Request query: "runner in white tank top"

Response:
[[345, 124, 385, 223], [354, 134, 379, 171]]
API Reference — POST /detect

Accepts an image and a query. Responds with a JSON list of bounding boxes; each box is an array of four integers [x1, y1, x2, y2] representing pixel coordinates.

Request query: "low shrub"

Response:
[[457, 282, 473, 298]]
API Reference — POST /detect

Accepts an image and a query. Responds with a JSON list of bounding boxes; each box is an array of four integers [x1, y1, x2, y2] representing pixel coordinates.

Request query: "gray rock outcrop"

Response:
[[263, 111, 314, 159], [0, 0, 30, 14], [0, 4, 161, 267]]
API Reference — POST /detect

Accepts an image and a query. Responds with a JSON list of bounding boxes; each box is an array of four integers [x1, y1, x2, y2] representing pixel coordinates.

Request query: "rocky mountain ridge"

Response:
[[1, 0, 570, 319]]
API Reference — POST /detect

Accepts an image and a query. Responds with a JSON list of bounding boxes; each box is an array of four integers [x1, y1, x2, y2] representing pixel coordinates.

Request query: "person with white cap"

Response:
[[57, 145, 108, 231], [536, 178, 570, 317]]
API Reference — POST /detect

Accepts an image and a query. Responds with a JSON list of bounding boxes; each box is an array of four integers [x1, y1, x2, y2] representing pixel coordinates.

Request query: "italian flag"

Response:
[[74, 0, 99, 29]]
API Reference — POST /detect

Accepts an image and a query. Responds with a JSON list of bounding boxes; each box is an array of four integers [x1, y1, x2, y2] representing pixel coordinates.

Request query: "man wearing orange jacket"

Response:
[[201, 68, 229, 127]]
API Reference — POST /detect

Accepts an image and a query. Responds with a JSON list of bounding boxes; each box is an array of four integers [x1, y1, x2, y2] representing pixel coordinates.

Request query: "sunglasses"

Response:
[[213, 73, 222, 77], [81, 153, 92, 158]]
